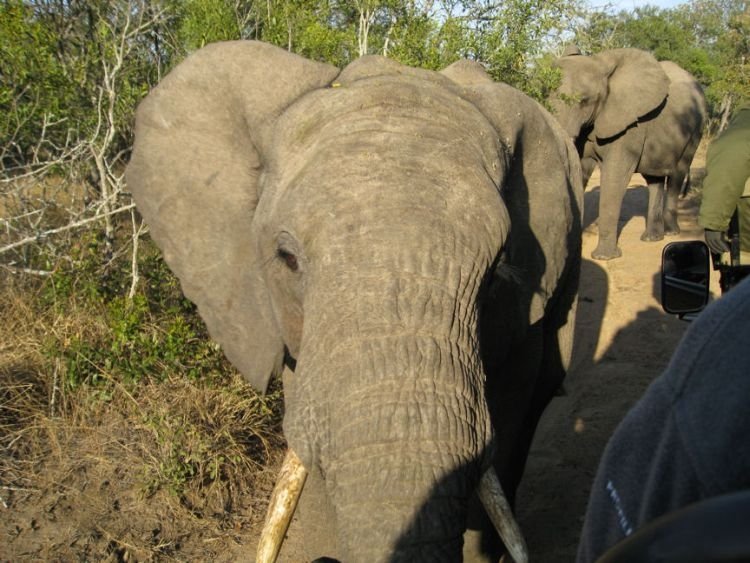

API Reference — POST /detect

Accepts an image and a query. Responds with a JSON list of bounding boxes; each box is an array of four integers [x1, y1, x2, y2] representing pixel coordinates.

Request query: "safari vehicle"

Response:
[[602, 239, 750, 561]]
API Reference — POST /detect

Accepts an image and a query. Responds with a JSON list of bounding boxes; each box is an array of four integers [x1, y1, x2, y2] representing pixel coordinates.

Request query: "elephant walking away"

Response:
[[126, 41, 583, 563], [550, 47, 706, 260]]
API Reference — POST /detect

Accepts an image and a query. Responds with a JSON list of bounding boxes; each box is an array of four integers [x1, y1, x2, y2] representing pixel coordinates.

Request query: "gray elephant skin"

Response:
[[126, 40, 583, 562], [550, 47, 706, 260]]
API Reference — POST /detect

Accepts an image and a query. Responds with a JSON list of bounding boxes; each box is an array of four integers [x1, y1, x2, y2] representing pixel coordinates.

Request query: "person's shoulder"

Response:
[[691, 276, 750, 349], [671, 277, 750, 491], [706, 110, 750, 163], [698, 275, 750, 331], [663, 277, 750, 393]]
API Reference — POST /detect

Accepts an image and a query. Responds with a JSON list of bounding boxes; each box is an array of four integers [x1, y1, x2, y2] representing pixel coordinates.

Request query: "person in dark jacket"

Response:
[[576, 275, 750, 563], [699, 104, 750, 292]]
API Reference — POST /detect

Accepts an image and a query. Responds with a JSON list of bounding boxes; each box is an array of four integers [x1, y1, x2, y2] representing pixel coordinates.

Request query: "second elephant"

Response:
[[550, 47, 706, 260]]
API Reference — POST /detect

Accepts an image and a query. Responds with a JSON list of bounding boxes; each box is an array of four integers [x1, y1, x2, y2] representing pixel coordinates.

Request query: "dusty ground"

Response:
[[515, 164, 720, 562], [2, 160, 717, 563]]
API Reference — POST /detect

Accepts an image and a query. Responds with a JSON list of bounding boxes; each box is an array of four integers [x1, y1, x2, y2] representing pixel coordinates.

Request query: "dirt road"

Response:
[[515, 169, 719, 561]]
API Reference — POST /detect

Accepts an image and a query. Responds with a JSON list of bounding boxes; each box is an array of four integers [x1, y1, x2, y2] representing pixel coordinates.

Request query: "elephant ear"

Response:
[[453, 80, 583, 325], [595, 48, 670, 140], [126, 41, 339, 392]]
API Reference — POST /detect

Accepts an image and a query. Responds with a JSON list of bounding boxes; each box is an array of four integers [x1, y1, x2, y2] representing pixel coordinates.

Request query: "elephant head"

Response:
[[550, 47, 670, 143], [126, 41, 582, 562]]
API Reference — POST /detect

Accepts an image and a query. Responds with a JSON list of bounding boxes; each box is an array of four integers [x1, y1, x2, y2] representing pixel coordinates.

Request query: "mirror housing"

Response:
[[661, 241, 710, 317]]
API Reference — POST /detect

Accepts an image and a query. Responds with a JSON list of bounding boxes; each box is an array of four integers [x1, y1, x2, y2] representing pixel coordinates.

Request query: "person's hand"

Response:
[[705, 229, 730, 254]]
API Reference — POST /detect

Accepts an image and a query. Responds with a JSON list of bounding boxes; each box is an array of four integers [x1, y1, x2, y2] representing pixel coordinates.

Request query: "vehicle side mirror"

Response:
[[661, 241, 710, 317]]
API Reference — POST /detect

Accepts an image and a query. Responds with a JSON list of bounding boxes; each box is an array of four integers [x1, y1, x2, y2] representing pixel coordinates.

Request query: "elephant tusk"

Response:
[[478, 468, 529, 563], [256, 449, 308, 563]]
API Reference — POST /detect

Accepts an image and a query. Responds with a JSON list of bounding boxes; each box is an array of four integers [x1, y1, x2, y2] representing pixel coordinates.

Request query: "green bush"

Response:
[[41, 232, 232, 391]]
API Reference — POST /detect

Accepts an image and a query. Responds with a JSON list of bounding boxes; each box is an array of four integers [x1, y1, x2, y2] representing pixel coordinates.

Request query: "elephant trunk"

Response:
[[257, 450, 528, 563], [279, 227, 514, 559], [336, 355, 481, 560], [291, 330, 492, 562]]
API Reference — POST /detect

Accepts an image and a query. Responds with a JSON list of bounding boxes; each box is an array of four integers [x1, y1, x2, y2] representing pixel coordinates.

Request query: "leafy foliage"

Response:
[[40, 234, 231, 390], [0, 1, 76, 165], [0, 1, 163, 168], [178, 0, 243, 50]]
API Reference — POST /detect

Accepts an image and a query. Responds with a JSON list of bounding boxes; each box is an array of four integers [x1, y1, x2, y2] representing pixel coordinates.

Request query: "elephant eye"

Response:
[[277, 248, 299, 272]]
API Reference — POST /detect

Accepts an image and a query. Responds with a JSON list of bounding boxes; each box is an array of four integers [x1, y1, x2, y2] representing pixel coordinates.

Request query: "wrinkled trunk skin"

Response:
[[284, 263, 493, 562], [331, 337, 486, 560]]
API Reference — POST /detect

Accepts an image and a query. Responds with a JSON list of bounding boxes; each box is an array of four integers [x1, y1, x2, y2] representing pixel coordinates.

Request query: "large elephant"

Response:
[[125, 41, 582, 562], [549, 47, 706, 260]]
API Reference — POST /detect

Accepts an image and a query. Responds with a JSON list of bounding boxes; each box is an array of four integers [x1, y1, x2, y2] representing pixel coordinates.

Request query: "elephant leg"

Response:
[[592, 158, 635, 260], [664, 171, 685, 236], [580, 156, 598, 188], [640, 174, 666, 242]]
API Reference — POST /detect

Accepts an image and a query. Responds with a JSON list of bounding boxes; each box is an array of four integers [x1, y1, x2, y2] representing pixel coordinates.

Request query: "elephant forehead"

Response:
[[267, 76, 505, 203], [279, 76, 500, 161], [256, 76, 509, 263], [557, 57, 606, 91]]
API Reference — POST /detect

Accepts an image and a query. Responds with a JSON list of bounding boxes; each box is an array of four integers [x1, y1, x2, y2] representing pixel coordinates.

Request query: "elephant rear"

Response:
[[640, 61, 706, 178]]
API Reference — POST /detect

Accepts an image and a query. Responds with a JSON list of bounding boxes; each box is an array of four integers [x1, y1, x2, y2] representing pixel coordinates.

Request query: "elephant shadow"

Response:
[[391, 234, 708, 560], [514, 262, 693, 560], [390, 252, 593, 562], [583, 183, 650, 238], [570, 257, 608, 375]]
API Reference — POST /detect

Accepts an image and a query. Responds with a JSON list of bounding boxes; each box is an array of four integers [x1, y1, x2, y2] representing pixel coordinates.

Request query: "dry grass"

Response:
[[0, 272, 286, 561]]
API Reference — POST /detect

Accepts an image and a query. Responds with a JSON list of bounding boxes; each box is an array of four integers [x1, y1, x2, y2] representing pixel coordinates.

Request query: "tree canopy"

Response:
[[2, 0, 748, 174], [1, 0, 748, 275], [572, 0, 750, 128]]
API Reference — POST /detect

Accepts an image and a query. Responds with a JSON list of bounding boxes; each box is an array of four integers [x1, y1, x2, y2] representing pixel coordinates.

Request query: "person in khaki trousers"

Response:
[[699, 103, 750, 291]]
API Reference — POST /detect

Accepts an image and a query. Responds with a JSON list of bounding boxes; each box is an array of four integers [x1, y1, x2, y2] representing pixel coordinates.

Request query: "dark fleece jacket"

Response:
[[576, 276, 750, 562]]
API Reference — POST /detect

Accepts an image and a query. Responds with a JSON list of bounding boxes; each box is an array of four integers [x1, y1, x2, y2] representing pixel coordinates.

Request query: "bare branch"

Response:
[[128, 206, 148, 300], [1, 265, 53, 277], [0, 204, 136, 256]]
